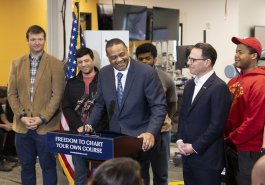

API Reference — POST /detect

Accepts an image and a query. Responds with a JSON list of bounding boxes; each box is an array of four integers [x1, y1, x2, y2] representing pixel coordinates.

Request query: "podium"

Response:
[[47, 131, 143, 161]]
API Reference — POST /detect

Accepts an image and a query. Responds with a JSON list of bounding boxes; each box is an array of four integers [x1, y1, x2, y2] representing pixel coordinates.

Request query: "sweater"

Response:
[[225, 66, 265, 152]]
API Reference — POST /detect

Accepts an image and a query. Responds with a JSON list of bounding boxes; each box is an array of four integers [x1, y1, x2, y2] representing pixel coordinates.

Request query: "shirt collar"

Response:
[[194, 70, 214, 85], [29, 52, 43, 61]]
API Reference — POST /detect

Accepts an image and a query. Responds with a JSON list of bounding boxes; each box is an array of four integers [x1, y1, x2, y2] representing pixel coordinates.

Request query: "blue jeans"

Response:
[[141, 132, 170, 185], [72, 155, 89, 185], [15, 130, 57, 185]]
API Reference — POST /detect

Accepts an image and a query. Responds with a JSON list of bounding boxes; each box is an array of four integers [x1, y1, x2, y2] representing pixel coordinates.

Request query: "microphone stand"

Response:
[[81, 98, 95, 135], [74, 93, 97, 135]]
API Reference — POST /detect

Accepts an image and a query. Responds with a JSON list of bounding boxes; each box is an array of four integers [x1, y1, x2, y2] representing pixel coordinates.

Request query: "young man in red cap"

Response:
[[224, 37, 265, 185]]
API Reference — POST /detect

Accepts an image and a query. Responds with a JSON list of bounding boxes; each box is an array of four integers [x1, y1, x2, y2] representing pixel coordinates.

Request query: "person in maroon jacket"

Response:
[[224, 37, 265, 185]]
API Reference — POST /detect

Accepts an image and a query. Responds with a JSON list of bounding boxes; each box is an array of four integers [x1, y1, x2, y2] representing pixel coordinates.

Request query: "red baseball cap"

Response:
[[231, 37, 262, 58]]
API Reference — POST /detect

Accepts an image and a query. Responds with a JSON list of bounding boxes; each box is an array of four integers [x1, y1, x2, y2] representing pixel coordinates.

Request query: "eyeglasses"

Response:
[[187, 57, 207, 63]]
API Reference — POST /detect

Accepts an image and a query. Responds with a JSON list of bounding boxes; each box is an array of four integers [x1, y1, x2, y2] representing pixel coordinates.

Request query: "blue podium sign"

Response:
[[47, 131, 142, 161]]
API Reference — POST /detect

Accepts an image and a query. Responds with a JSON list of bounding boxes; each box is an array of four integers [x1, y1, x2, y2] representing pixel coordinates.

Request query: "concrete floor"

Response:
[[0, 143, 183, 185]]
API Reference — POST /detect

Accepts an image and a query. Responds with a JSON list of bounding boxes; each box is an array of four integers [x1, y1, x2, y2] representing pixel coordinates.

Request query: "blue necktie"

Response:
[[116, 72, 123, 108]]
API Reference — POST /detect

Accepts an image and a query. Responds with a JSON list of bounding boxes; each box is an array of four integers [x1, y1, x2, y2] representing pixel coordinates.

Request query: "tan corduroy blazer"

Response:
[[8, 52, 65, 135]]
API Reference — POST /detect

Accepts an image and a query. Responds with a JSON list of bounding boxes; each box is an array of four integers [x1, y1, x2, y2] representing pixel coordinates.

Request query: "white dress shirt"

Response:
[[114, 60, 130, 90], [191, 70, 214, 103]]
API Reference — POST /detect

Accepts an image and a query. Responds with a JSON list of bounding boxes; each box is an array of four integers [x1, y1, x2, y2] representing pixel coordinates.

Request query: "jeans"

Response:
[[141, 132, 170, 185], [72, 155, 89, 185], [15, 130, 57, 185]]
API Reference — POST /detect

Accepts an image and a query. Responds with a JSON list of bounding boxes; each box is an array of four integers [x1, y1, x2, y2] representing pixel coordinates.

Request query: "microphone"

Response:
[[75, 94, 90, 111], [78, 94, 97, 135], [224, 64, 239, 79]]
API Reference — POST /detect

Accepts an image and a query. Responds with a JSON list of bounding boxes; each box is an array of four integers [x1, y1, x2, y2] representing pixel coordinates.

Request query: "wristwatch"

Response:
[[39, 115, 47, 124], [260, 148, 265, 155]]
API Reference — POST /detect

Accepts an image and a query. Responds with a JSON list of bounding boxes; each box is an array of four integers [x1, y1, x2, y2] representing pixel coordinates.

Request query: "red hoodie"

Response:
[[225, 66, 265, 152]]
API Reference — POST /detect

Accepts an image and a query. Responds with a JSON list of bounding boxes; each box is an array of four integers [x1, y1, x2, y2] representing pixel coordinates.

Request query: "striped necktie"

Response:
[[116, 72, 123, 108]]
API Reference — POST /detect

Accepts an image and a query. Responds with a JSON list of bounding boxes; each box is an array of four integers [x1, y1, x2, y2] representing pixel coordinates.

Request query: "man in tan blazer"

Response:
[[8, 25, 65, 185]]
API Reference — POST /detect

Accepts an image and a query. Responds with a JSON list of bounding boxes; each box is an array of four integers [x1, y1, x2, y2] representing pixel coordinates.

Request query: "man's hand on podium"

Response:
[[77, 124, 93, 133], [138, 132, 154, 152]]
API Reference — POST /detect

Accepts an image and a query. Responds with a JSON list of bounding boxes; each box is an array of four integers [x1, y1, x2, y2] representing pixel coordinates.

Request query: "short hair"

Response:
[[135, 43, 157, 58], [193, 43, 217, 66], [105, 38, 127, 54], [246, 45, 260, 61], [76, 47, 94, 60], [26, 25, 46, 40], [90, 157, 143, 185]]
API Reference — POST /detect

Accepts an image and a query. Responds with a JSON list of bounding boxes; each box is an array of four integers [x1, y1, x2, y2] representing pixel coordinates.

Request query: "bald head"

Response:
[[252, 155, 265, 185]]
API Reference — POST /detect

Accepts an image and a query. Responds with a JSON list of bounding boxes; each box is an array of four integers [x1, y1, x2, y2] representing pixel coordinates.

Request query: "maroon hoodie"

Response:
[[225, 66, 265, 152]]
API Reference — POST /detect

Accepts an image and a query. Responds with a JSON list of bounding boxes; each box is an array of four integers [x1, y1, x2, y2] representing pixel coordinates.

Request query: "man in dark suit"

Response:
[[176, 43, 231, 185], [88, 38, 167, 184]]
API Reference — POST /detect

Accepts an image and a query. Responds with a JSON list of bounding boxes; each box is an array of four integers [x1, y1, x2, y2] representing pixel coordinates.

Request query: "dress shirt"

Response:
[[114, 60, 130, 91], [191, 70, 214, 102], [29, 54, 42, 102]]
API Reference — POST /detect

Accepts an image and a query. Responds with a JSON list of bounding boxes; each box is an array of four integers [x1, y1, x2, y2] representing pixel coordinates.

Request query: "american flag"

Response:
[[59, 1, 85, 184], [59, 113, 75, 185], [65, 0, 86, 80]]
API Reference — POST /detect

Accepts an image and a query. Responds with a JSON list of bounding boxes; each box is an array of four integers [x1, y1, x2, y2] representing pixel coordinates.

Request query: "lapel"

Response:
[[185, 79, 195, 106], [187, 73, 216, 114], [108, 67, 117, 104], [32, 52, 48, 99], [118, 59, 136, 112], [23, 55, 31, 98]]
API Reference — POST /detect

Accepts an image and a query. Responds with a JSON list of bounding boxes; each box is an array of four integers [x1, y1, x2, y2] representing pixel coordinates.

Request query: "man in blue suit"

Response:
[[176, 43, 231, 185], [88, 38, 167, 184]]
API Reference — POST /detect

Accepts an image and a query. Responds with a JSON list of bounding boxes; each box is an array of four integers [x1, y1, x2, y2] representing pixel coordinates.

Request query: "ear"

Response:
[[251, 53, 258, 60], [126, 48, 130, 56], [205, 59, 212, 67], [154, 57, 157, 64]]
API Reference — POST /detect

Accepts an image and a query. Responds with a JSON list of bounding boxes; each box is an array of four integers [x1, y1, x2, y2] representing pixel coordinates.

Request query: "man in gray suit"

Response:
[[88, 38, 167, 185]]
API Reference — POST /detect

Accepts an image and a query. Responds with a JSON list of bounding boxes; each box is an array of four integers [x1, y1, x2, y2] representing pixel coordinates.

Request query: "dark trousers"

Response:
[[141, 132, 170, 185], [0, 128, 16, 161], [15, 130, 57, 185], [0, 129, 4, 161], [72, 155, 89, 185], [183, 160, 222, 185], [131, 136, 162, 185], [225, 150, 261, 185]]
